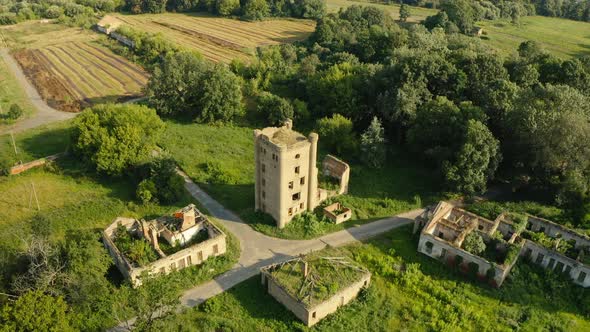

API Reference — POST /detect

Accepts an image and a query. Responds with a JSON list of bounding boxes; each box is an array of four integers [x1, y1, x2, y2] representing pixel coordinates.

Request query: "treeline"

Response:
[[123, 0, 326, 20], [132, 5, 590, 225], [0, 0, 122, 26]]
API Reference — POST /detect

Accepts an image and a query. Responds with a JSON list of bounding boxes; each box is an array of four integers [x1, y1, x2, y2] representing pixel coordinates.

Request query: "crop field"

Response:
[[478, 16, 590, 59], [108, 13, 316, 63], [1, 22, 149, 112]]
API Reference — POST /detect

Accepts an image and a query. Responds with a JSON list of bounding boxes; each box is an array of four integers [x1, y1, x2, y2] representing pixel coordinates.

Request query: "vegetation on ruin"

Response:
[[150, 225, 590, 331], [268, 248, 368, 307], [113, 223, 159, 266], [462, 232, 487, 255]]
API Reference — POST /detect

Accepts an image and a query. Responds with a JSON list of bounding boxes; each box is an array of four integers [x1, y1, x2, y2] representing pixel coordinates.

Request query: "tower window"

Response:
[[295, 166, 300, 174], [288, 181, 293, 189], [300, 202, 304, 209], [262, 191, 266, 199], [288, 207, 293, 216], [295, 154, 300, 159], [262, 178, 265, 186], [292, 192, 300, 201], [262, 164, 266, 173], [300, 177, 305, 185]]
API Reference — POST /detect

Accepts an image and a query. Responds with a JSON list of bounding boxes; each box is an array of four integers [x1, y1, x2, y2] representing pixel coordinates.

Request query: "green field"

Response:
[[0, 56, 35, 127], [478, 16, 590, 59], [326, 0, 438, 22], [153, 224, 590, 331], [159, 121, 441, 239]]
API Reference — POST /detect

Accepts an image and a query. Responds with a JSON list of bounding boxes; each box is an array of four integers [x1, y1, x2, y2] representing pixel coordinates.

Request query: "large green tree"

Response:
[[0, 290, 73, 332], [71, 104, 164, 176], [147, 52, 243, 123]]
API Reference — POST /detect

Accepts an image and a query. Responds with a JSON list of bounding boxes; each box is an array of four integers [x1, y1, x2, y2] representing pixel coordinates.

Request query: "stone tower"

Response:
[[254, 120, 320, 228]]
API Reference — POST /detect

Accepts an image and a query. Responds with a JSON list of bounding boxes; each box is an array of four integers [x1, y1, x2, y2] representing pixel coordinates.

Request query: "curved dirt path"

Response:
[[0, 48, 76, 135]]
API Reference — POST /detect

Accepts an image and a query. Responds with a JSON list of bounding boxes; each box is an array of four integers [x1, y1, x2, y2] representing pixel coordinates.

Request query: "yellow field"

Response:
[[109, 13, 316, 63]]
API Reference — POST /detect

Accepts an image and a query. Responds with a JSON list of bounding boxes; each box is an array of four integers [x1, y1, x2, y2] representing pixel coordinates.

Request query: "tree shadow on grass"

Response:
[[18, 125, 72, 160]]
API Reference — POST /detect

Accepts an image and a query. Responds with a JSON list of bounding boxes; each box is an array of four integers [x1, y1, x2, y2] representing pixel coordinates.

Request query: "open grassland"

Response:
[[109, 13, 316, 63], [2, 21, 148, 112], [155, 225, 590, 331], [326, 0, 438, 22], [478, 16, 590, 59], [160, 121, 440, 239]]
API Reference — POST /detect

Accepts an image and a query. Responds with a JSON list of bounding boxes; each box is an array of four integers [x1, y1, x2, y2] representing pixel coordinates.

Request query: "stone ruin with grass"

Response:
[[260, 250, 371, 326], [416, 201, 590, 288], [103, 204, 226, 286]]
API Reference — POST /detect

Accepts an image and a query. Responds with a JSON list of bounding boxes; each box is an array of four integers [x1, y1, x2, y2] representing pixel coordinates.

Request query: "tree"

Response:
[[241, 0, 269, 21], [147, 52, 243, 123], [113, 274, 182, 331], [71, 104, 164, 176], [216, 0, 240, 16], [198, 64, 244, 123], [444, 119, 501, 195], [7, 104, 23, 120], [316, 114, 357, 156], [463, 232, 486, 255], [0, 290, 73, 332], [360, 117, 387, 168], [135, 157, 185, 204], [399, 3, 410, 22], [257, 92, 294, 126], [440, 0, 476, 33]]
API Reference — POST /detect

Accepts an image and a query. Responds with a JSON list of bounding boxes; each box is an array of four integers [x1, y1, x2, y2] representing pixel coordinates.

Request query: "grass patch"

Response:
[[156, 225, 590, 331], [326, 0, 438, 23], [478, 16, 590, 59], [0, 55, 35, 127], [160, 120, 441, 239]]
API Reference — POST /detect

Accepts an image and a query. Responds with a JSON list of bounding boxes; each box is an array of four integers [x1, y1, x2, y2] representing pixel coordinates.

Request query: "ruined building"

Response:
[[417, 201, 590, 288], [254, 120, 350, 228], [103, 204, 226, 286], [261, 253, 371, 327]]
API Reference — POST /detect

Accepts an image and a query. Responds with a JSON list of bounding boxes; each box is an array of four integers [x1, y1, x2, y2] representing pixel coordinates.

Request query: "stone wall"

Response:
[[523, 240, 590, 287], [9, 153, 63, 175], [527, 216, 590, 248], [321, 154, 350, 195]]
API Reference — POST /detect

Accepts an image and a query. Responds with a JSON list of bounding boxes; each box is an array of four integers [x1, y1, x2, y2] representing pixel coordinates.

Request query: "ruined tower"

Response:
[[254, 120, 320, 228]]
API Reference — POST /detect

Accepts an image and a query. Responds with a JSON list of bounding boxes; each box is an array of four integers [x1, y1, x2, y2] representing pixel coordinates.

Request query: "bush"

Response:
[[71, 104, 164, 176], [7, 104, 23, 120], [135, 157, 185, 204], [316, 114, 357, 156], [241, 0, 269, 21], [216, 0, 240, 16], [463, 232, 486, 255], [256, 92, 294, 126], [44, 5, 64, 19]]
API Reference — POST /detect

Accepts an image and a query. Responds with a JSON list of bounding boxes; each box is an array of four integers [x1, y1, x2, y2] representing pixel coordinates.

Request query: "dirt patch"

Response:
[[12, 49, 85, 112]]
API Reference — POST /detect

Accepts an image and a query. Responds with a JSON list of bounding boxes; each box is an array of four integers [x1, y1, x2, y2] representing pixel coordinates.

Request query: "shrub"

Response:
[[360, 117, 386, 168], [316, 114, 357, 156], [135, 157, 185, 204], [463, 232, 486, 255], [7, 104, 23, 120], [256, 92, 294, 126], [216, 0, 240, 16], [241, 0, 269, 21], [71, 104, 164, 176], [44, 5, 64, 19], [136, 179, 156, 204]]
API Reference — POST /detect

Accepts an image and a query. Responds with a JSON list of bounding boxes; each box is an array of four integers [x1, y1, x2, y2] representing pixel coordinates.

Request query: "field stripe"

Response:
[[52, 46, 123, 97], [59, 43, 137, 92], [43, 47, 104, 97], [75, 43, 148, 85], [33, 50, 86, 99]]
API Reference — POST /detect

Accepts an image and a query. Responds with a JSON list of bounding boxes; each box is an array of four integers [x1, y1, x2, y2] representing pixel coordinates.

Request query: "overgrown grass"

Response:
[[326, 0, 438, 23], [0, 56, 35, 127], [160, 120, 441, 239], [478, 16, 590, 59], [155, 225, 590, 331]]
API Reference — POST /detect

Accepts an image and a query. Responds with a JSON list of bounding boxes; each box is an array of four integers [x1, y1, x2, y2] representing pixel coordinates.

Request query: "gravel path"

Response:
[[0, 48, 76, 135]]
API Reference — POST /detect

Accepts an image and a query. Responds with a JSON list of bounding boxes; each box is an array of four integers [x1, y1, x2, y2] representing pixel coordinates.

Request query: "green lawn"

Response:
[[0, 56, 36, 127], [160, 120, 441, 239], [478, 16, 590, 59], [153, 225, 590, 331]]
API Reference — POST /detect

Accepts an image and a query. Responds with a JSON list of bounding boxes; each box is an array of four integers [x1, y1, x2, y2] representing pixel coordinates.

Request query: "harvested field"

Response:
[[13, 41, 148, 112], [108, 13, 316, 63]]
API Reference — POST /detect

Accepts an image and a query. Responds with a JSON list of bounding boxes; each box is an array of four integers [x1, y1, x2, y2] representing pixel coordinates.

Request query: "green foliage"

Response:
[[316, 114, 357, 157], [360, 116, 386, 168], [443, 119, 501, 195], [1, 104, 23, 120], [256, 92, 294, 126], [216, 0, 240, 16], [147, 52, 244, 123], [399, 3, 410, 22], [71, 104, 164, 176], [113, 224, 158, 266], [463, 232, 486, 255], [241, 0, 269, 21], [0, 290, 73, 332], [135, 157, 185, 204]]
